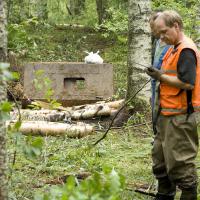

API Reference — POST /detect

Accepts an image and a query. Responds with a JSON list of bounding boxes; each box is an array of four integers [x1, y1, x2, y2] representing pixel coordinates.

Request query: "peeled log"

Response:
[[7, 121, 94, 138]]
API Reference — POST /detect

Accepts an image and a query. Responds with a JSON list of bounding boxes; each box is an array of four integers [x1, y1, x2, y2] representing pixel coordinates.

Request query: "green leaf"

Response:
[[44, 77, 51, 86], [65, 176, 76, 191], [0, 101, 13, 112], [23, 137, 44, 159], [35, 69, 44, 77], [11, 72, 20, 80], [32, 137, 44, 149], [108, 168, 121, 194], [14, 121, 22, 130]]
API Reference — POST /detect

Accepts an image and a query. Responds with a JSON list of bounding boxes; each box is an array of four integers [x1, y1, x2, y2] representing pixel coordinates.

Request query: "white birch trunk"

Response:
[[0, 0, 8, 199], [0, 0, 7, 60], [127, 0, 151, 101], [194, 5, 200, 49]]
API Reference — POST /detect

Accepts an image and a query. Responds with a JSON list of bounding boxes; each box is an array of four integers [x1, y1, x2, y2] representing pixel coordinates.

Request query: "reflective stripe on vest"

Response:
[[161, 108, 187, 114], [164, 69, 177, 74]]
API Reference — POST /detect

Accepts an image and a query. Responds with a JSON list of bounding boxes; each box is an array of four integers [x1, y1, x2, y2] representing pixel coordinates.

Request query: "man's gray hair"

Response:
[[157, 10, 183, 29]]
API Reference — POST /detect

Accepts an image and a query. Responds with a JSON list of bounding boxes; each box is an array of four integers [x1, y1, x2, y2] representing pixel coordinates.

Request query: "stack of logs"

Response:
[[8, 99, 124, 138]]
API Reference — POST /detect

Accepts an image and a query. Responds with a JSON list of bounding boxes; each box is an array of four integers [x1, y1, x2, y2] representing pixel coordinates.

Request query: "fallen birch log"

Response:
[[71, 104, 111, 120], [10, 109, 68, 122], [11, 104, 112, 121], [27, 99, 124, 112], [104, 99, 124, 109], [55, 24, 95, 32], [7, 121, 94, 138], [72, 99, 125, 111]]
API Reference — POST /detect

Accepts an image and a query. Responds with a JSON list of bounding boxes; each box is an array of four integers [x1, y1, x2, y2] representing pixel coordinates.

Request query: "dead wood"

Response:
[[11, 109, 67, 122], [72, 99, 125, 111], [71, 104, 111, 120], [11, 104, 112, 121], [45, 172, 91, 185], [7, 121, 94, 138], [134, 188, 156, 197], [33, 172, 91, 188], [55, 24, 96, 32], [11, 99, 125, 123], [93, 79, 151, 146], [126, 182, 156, 197], [7, 82, 24, 101], [105, 99, 124, 109], [112, 107, 130, 127], [25, 99, 124, 112]]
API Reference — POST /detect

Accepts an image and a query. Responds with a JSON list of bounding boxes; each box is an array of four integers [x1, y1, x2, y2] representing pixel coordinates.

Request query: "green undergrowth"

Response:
[[8, 126, 154, 200], [7, 125, 200, 200]]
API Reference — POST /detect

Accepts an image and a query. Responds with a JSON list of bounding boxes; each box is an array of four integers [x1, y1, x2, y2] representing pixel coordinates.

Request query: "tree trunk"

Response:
[[0, 0, 7, 61], [69, 0, 85, 16], [126, 0, 151, 103], [0, 0, 8, 199], [193, 4, 200, 48], [37, 0, 48, 20], [6, 0, 13, 22], [96, 0, 108, 25]]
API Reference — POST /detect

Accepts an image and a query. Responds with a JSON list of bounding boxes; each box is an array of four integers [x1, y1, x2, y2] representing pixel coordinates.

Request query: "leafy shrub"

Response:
[[8, 23, 34, 51], [34, 168, 125, 200], [97, 7, 128, 37]]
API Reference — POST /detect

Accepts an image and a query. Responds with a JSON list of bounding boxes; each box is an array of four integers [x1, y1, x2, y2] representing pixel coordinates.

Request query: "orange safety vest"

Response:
[[160, 36, 200, 116]]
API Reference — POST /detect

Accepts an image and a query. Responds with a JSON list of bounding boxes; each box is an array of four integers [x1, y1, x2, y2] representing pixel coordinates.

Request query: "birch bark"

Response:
[[126, 0, 151, 101], [0, 0, 8, 199]]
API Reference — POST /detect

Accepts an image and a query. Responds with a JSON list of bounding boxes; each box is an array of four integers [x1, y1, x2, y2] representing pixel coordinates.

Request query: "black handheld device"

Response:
[[132, 61, 155, 72]]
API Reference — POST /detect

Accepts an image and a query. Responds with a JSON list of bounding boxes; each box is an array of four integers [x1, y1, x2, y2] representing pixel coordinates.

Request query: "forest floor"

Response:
[[8, 120, 154, 199], [7, 22, 200, 199], [8, 120, 200, 200]]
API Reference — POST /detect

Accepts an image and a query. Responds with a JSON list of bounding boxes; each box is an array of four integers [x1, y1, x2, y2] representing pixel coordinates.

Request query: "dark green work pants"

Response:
[[152, 113, 199, 195]]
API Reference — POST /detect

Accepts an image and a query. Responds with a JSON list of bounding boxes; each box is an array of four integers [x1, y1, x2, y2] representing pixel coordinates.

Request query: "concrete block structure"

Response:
[[23, 62, 113, 106]]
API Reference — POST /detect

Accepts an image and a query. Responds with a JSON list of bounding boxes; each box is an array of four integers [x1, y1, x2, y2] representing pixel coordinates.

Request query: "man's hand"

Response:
[[145, 67, 163, 80]]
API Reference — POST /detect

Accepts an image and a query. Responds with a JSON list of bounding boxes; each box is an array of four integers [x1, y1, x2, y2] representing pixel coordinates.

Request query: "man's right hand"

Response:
[[145, 67, 163, 80]]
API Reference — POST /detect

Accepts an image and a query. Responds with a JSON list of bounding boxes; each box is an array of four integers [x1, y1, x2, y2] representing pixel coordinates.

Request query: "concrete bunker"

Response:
[[23, 62, 113, 106]]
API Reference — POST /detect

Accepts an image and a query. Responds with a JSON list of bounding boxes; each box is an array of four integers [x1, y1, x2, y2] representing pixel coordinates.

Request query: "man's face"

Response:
[[154, 18, 179, 45]]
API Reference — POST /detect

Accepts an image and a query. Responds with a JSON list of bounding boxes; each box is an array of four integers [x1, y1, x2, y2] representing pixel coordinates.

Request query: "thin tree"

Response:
[[112, 0, 151, 126], [126, 0, 151, 101], [0, 0, 8, 199], [96, 0, 108, 25], [69, 0, 85, 16], [191, 2, 200, 49]]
